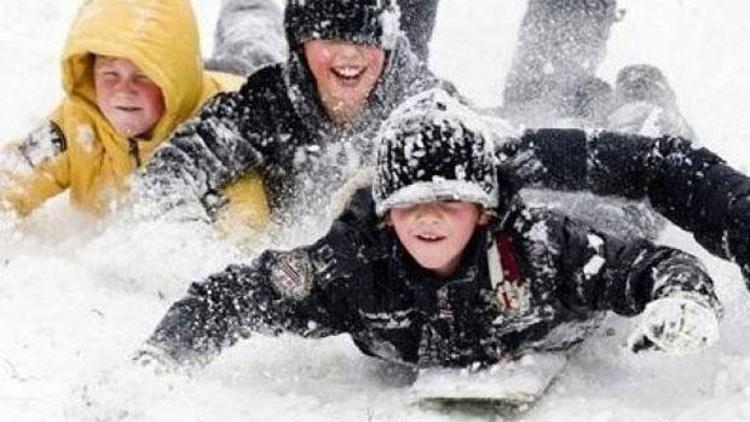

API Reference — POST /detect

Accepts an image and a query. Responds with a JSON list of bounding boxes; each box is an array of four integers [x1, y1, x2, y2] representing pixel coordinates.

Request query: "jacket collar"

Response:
[[281, 36, 441, 148]]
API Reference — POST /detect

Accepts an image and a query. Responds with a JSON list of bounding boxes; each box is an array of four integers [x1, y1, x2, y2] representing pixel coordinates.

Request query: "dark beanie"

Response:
[[373, 89, 499, 216], [284, 0, 401, 49]]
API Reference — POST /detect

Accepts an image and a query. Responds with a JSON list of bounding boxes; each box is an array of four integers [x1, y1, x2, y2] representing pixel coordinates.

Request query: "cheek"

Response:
[[450, 211, 481, 244], [94, 79, 115, 104], [137, 84, 165, 114], [304, 47, 334, 82], [361, 52, 385, 85], [390, 214, 410, 240]]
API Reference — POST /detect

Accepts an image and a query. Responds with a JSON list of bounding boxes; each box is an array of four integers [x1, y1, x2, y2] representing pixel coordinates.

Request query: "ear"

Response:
[[382, 211, 394, 227], [477, 210, 490, 226]]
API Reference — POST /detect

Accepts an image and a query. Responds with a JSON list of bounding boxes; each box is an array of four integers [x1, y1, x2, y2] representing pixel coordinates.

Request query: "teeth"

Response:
[[418, 234, 442, 241], [333, 66, 363, 78]]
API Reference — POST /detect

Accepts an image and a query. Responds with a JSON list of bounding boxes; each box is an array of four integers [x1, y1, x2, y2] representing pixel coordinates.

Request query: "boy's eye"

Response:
[[97, 70, 118, 78]]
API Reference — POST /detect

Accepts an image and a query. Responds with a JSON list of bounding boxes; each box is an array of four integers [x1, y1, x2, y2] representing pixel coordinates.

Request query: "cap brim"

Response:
[[376, 180, 497, 215]]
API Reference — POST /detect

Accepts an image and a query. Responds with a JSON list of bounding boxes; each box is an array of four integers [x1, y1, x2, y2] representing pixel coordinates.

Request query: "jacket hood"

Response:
[[283, 35, 444, 140], [61, 0, 205, 143]]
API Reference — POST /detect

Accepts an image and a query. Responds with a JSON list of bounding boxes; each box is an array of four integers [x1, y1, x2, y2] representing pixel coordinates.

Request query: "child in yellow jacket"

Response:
[[0, 0, 268, 233]]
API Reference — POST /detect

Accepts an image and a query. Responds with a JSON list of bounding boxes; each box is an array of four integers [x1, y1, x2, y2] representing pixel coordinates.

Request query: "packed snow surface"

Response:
[[2, 1, 750, 421]]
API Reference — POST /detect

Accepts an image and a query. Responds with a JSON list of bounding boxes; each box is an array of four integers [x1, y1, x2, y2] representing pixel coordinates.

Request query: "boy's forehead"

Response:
[[93, 54, 117, 65], [92, 55, 143, 72]]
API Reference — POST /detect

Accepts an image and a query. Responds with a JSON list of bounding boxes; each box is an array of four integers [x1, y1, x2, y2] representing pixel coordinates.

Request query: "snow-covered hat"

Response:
[[373, 89, 499, 216], [284, 0, 401, 49]]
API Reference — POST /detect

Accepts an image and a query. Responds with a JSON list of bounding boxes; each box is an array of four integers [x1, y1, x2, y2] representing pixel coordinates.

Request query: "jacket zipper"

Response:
[[128, 138, 142, 168]]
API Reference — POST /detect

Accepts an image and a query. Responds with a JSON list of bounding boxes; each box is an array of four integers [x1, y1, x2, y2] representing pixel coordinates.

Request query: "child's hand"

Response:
[[628, 295, 719, 355]]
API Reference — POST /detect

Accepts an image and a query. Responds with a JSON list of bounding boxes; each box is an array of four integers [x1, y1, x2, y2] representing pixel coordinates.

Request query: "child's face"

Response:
[[94, 56, 165, 138], [390, 201, 488, 278], [303, 40, 385, 126]]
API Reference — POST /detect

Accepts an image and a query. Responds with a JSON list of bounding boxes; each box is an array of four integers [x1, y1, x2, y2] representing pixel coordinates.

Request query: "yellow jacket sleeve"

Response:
[[1, 120, 71, 216], [215, 170, 271, 248]]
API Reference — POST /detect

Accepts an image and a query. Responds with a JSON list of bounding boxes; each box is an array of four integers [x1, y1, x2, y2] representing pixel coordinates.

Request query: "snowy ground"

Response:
[[2, 1, 750, 421]]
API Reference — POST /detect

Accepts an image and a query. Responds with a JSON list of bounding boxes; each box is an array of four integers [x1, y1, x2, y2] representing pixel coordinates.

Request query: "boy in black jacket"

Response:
[[138, 90, 721, 386], [134, 0, 451, 226]]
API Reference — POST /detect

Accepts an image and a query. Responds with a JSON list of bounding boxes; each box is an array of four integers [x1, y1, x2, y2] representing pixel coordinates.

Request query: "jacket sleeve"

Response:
[[0, 121, 70, 216], [141, 188, 381, 367], [550, 212, 721, 318], [498, 128, 750, 282], [133, 86, 266, 221]]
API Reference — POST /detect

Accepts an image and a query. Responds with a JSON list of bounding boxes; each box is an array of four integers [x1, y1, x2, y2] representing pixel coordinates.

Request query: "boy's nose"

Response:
[[414, 204, 442, 220], [335, 44, 364, 60], [114, 78, 138, 94]]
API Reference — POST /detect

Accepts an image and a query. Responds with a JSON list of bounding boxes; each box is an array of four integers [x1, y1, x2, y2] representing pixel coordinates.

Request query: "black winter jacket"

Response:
[[136, 36, 447, 223], [497, 129, 750, 286], [145, 189, 719, 369]]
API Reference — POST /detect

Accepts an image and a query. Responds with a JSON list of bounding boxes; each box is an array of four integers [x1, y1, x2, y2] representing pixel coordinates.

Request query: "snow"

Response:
[[2, 0, 750, 421]]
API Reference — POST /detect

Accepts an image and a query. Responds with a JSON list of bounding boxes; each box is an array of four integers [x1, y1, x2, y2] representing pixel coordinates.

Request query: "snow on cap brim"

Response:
[[376, 179, 498, 216]]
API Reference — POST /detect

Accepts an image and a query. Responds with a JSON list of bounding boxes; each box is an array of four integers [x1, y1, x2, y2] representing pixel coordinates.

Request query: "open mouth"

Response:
[[331, 66, 366, 81], [416, 233, 446, 243]]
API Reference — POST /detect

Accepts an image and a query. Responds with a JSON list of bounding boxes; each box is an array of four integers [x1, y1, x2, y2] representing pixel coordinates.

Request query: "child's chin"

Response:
[[113, 122, 147, 138], [414, 257, 452, 272]]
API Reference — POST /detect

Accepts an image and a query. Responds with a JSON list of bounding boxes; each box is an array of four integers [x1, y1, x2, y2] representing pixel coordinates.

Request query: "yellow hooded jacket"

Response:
[[1, 0, 269, 233]]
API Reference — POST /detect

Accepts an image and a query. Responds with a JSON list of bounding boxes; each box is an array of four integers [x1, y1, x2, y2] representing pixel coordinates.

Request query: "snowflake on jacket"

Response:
[[134, 0, 450, 225], [141, 90, 720, 370], [144, 187, 719, 368], [494, 127, 750, 288]]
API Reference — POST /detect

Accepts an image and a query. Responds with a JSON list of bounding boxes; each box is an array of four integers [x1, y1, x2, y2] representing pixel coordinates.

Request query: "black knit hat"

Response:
[[284, 0, 401, 49], [373, 89, 499, 216]]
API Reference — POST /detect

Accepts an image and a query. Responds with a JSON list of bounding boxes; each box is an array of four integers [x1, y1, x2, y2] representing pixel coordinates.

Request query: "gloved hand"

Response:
[[628, 295, 719, 355]]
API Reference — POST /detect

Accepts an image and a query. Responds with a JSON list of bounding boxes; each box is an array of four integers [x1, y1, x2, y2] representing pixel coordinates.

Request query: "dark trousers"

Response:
[[398, 0, 440, 61]]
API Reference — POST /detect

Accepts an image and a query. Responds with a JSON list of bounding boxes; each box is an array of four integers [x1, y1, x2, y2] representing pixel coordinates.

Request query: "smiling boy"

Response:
[[134, 0, 450, 226], [390, 201, 488, 278], [0, 0, 260, 218], [93, 56, 166, 140], [138, 90, 721, 379], [303, 39, 386, 126]]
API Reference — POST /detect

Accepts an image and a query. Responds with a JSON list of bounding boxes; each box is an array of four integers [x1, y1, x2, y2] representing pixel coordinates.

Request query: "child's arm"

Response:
[[0, 120, 70, 216], [497, 128, 750, 283], [137, 188, 380, 369], [138, 255, 339, 368], [551, 213, 721, 354], [132, 75, 272, 221]]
